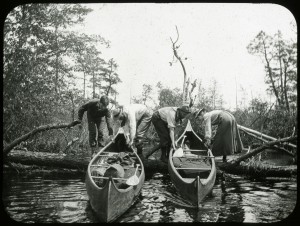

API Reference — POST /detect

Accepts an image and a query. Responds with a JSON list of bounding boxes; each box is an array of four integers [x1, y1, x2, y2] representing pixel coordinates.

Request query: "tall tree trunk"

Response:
[[92, 71, 96, 98], [170, 26, 187, 105], [83, 71, 86, 99], [283, 61, 290, 112], [263, 42, 281, 106]]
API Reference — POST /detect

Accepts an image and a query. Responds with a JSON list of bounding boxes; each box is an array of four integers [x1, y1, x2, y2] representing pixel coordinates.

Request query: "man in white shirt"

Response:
[[112, 104, 153, 154], [152, 105, 191, 162]]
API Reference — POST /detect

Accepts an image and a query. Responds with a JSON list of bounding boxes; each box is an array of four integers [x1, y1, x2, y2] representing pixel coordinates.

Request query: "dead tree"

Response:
[[170, 26, 197, 106], [170, 26, 187, 103]]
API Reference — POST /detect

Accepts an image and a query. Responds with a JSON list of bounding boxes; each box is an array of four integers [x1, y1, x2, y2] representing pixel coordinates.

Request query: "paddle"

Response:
[[173, 135, 187, 157], [126, 164, 140, 186]]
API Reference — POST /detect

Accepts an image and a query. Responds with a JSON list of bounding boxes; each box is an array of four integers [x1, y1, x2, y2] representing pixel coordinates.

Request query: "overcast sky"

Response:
[[77, 3, 296, 109]]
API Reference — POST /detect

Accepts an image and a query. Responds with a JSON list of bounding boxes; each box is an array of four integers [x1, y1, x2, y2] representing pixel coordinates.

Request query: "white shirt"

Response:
[[203, 110, 223, 139], [122, 104, 148, 141], [158, 107, 178, 129]]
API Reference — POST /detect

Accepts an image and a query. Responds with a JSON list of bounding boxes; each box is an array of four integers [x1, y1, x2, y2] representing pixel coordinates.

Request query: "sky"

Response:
[[77, 3, 296, 109]]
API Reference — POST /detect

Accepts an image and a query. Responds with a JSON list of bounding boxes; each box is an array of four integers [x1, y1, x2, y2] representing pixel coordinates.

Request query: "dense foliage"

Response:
[[3, 4, 121, 153]]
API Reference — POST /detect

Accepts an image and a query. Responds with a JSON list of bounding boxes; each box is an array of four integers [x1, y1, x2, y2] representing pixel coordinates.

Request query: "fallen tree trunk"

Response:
[[218, 161, 297, 178], [237, 125, 297, 149], [240, 129, 295, 156], [144, 144, 161, 159], [3, 121, 79, 156], [5, 148, 296, 177], [231, 136, 297, 165], [5, 150, 89, 170], [4, 149, 169, 173]]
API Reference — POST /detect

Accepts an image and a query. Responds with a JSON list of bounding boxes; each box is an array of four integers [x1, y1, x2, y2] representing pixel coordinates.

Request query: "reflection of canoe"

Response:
[[168, 120, 216, 207], [85, 128, 145, 222]]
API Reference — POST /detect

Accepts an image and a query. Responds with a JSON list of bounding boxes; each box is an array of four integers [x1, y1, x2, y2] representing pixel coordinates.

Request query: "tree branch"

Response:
[[3, 121, 80, 156]]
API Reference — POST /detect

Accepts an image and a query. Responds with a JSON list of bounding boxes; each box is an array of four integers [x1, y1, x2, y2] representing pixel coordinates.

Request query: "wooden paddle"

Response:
[[126, 164, 140, 186], [173, 135, 187, 157]]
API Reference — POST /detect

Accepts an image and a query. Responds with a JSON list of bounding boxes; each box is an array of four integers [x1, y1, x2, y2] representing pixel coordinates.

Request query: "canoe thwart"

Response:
[[176, 155, 215, 158], [91, 175, 128, 181], [175, 167, 211, 171]]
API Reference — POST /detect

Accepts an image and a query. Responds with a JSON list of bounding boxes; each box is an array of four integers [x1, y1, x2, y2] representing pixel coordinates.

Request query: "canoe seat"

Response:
[[183, 149, 207, 152], [178, 155, 214, 159]]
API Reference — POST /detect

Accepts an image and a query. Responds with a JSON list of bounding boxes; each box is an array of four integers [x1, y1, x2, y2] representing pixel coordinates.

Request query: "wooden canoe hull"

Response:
[[168, 120, 217, 207], [85, 129, 145, 222]]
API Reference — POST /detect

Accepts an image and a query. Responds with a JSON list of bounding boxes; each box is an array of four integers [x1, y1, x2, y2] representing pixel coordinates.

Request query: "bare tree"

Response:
[[170, 26, 197, 106]]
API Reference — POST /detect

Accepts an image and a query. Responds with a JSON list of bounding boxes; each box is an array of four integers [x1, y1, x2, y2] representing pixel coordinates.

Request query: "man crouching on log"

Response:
[[74, 95, 114, 155], [196, 108, 244, 163], [152, 104, 191, 163]]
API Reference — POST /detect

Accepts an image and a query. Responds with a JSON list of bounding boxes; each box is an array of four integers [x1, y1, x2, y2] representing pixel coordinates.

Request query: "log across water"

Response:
[[5, 149, 296, 178]]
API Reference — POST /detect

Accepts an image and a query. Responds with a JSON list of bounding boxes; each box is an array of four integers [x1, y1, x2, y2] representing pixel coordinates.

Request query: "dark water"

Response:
[[2, 171, 297, 223]]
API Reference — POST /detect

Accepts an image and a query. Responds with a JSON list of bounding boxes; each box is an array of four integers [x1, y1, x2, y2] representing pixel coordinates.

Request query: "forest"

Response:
[[3, 4, 297, 176]]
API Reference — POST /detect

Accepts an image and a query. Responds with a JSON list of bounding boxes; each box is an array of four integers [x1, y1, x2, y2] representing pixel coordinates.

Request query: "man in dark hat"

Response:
[[152, 105, 191, 162], [74, 95, 114, 153]]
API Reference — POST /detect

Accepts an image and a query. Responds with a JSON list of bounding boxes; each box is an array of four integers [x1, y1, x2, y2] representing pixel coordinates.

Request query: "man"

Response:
[[152, 105, 191, 162], [196, 108, 244, 162], [112, 104, 153, 154], [75, 95, 114, 151]]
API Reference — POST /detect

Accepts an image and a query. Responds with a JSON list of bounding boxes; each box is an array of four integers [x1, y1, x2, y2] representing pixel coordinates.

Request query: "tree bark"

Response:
[[5, 149, 295, 177], [144, 144, 161, 159], [5, 149, 169, 173], [218, 161, 297, 178]]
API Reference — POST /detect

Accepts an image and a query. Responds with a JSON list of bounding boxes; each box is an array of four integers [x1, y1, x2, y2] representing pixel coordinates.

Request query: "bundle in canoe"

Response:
[[168, 120, 217, 207], [85, 128, 145, 222]]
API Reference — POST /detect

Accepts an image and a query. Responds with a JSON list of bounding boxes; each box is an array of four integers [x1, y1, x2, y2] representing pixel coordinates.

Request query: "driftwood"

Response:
[[231, 136, 297, 165], [3, 121, 80, 156]]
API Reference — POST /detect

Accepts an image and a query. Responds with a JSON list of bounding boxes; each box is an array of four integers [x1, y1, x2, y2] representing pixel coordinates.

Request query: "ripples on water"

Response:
[[2, 171, 297, 223]]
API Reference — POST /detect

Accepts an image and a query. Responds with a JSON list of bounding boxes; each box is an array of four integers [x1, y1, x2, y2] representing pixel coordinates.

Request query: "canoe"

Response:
[[85, 128, 145, 222], [168, 120, 216, 207]]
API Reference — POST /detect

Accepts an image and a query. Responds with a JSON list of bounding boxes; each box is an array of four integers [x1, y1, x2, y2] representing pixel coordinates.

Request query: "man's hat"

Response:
[[100, 95, 109, 106], [178, 105, 191, 114], [195, 108, 206, 118], [112, 106, 123, 118]]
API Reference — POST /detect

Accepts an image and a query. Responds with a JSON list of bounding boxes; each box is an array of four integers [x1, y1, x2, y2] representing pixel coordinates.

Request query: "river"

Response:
[[2, 171, 297, 223]]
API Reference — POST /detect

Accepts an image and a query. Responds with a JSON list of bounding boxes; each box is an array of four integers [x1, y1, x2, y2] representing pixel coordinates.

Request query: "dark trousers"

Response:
[[88, 117, 105, 147], [152, 111, 171, 157]]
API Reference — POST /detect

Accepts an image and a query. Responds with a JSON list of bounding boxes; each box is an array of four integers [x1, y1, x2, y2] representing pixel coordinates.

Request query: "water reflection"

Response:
[[2, 171, 297, 223]]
